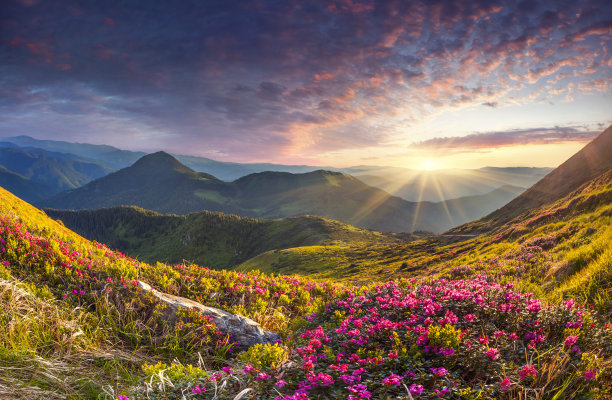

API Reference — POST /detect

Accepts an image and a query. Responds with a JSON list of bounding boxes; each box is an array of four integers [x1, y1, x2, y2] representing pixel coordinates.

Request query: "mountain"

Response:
[[1, 135, 146, 170], [45, 206, 407, 268], [455, 124, 612, 232], [0, 165, 55, 202], [1, 135, 547, 202], [1, 135, 328, 180], [0, 146, 112, 192], [38, 153, 425, 231], [38, 152, 526, 233]]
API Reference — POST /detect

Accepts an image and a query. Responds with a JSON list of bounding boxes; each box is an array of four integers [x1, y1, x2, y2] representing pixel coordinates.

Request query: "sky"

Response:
[[1, 0, 611, 169]]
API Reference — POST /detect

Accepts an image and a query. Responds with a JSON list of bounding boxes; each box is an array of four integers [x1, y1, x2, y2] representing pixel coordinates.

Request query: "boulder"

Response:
[[137, 281, 280, 348]]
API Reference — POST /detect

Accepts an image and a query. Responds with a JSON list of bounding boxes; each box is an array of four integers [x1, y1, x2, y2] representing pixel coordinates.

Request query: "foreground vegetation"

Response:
[[1, 175, 612, 399]]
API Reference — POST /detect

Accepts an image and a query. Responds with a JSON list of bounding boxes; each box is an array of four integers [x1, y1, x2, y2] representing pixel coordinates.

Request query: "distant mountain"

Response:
[[0, 147, 112, 192], [38, 152, 525, 232], [1, 136, 146, 170], [0, 165, 55, 202], [1, 135, 547, 201], [1, 135, 327, 180], [45, 206, 404, 267], [38, 152, 424, 231]]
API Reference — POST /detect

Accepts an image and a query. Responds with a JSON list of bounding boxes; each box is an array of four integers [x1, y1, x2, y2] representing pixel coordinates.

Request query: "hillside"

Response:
[[45, 206, 404, 268], [1, 182, 611, 399], [474, 124, 612, 228], [0, 146, 111, 192], [237, 166, 612, 315]]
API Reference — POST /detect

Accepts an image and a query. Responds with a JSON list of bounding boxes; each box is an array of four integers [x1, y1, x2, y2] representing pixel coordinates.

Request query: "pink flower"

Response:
[[243, 364, 255, 373], [564, 335, 578, 347], [430, 367, 448, 376], [500, 377, 511, 391], [256, 372, 271, 381], [485, 348, 500, 360], [222, 366, 232, 373], [382, 373, 402, 386], [584, 369, 597, 380], [275, 379, 287, 387], [192, 384, 206, 394], [409, 384, 424, 396], [520, 365, 537, 380]]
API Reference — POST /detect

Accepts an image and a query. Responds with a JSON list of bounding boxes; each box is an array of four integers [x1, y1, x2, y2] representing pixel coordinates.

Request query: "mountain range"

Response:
[[1, 135, 547, 201], [39, 151, 524, 233]]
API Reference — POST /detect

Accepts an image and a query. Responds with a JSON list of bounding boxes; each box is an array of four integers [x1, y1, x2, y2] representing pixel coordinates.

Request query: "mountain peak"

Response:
[[132, 151, 194, 173]]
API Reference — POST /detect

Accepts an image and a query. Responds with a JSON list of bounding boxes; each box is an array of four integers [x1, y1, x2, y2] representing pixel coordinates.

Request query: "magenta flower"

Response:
[[485, 348, 500, 360], [409, 384, 424, 396], [430, 367, 448, 376], [256, 372, 271, 381], [275, 379, 287, 387], [519, 365, 537, 380], [584, 369, 597, 380], [117, 396, 131, 400], [192, 384, 206, 394], [222, 366, 232, 373], [564, 335, 578, 347], [500, 376, 511, 390], [382, 373, 402, 386]]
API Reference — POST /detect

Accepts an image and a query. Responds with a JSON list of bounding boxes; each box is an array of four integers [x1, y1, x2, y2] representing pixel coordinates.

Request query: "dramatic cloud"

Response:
[[0, 0, 610, 164], [411, 126, 601, 150]]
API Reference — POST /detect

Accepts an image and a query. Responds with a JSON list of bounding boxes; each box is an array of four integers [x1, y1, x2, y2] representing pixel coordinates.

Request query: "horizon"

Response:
[[2, 0, 611, 169], [1, 133, 562, 171]]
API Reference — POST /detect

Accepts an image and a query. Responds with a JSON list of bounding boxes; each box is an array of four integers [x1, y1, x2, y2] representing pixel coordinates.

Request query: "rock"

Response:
[[137, 281, 280, 348]]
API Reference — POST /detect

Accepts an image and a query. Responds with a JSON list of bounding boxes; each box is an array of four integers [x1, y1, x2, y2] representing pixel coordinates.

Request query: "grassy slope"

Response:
[[45, 206, 406, 268], [2, 185, 612, 399], [237, 170, 612, 314], [0, 186, 346, 398]]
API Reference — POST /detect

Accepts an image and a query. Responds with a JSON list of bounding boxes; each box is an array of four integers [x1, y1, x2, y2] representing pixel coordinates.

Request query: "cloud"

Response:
[[410, 126, 601, 151], [0, 0, 611, 162]]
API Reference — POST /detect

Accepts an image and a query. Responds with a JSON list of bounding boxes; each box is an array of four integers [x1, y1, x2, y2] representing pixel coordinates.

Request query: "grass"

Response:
[[1, 169, 612, 398]]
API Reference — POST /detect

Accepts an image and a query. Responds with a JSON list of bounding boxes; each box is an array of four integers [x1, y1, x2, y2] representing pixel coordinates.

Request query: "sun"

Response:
[[420, 160, 437, 170]]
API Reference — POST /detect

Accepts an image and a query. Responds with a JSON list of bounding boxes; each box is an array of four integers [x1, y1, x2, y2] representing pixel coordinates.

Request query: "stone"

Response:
[[137, 281, 280, 348]]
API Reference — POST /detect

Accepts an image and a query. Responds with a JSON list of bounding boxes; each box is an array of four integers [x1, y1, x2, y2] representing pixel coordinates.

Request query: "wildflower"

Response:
[[486, 348, 500, 360], [431, 367, 448, 376], [584, 369, 597, 380], [409, 384, 424, 396], [117, 396, 131, 400], [257, 372, 271, 381], [192, 384, 206, 394], [500, 376, 511, 390], [564, 335, 578, 347], [519, 365, 537, 380], [382, 373, 402, 386], [222, 366, 232, 373], [275, 379, 287, 387], [243, 364, 255, 373]]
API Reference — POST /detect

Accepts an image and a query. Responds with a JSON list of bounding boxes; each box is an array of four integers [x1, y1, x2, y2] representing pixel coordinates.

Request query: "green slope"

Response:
[[45, 206, 405, 268], [237, 168, 612, 313]]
